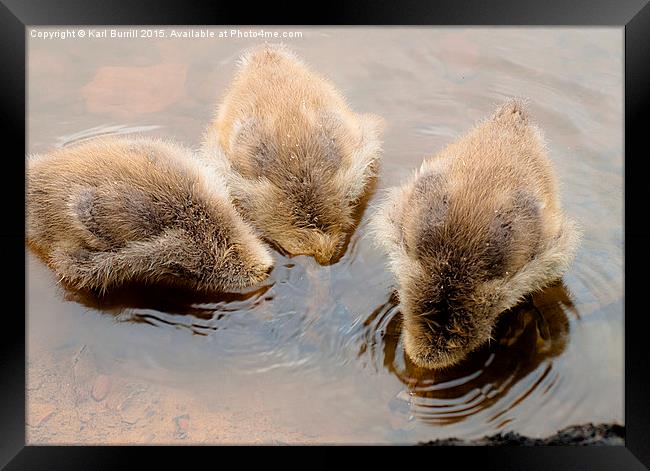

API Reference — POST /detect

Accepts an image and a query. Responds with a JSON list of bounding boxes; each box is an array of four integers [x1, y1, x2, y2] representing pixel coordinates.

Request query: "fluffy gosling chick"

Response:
[[201, 43, 384, 264], [373, 99, 580, 369], [27, 136, 274, 293]]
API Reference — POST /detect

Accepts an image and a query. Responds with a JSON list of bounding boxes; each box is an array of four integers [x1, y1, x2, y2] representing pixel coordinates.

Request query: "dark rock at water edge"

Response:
[[419, 423, 624, 446]]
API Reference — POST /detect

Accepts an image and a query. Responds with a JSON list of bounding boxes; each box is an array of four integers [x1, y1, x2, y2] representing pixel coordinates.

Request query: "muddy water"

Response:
[[26, 27, 623, 444]]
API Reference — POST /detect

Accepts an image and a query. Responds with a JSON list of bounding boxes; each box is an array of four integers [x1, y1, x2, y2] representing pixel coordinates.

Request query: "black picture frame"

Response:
[[2, 0, 647, 468]]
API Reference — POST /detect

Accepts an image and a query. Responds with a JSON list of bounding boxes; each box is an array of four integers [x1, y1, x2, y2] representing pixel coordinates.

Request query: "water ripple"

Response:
[[358, 282, 578, 428]]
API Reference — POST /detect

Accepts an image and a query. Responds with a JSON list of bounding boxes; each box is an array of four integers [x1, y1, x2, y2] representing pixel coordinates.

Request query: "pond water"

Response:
[[26, 27, 623, 444]]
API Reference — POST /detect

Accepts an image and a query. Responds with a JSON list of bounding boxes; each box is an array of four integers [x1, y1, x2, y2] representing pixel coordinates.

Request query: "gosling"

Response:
[[373, 99, 581, 369], [201, 43, 384, 264], [27, 136, 274, 293]]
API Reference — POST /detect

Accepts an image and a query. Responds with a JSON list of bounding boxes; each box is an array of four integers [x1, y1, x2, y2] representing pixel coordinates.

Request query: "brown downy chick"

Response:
[[27, 136, 273, 293], [373, 99, 581, 369], [201, 43, 384, 264]]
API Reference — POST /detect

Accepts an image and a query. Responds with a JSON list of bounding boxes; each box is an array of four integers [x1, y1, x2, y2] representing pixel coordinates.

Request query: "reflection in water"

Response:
[[63, 282, 275, 335], [49, 254, 343, 365], [26, 27, 623, 444], [362, 282, 578, 427], [81, 62, 188, 118]]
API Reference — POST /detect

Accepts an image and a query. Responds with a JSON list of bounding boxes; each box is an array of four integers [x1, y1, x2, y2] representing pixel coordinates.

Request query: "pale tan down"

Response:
[[201, 44, 384, 264], [27, 136, 273, 293], [372, 99, 581, 369]]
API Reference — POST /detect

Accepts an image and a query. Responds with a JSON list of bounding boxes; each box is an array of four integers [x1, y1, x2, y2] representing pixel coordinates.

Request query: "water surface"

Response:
[[27, 27, 623, 444]]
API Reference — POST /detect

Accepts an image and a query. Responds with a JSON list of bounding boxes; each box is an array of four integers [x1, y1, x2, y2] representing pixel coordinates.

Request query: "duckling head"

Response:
[[164, 210, 275, 292], [224, 112, 383, 265], [88, 191, 276, 293], [375, 173, 561, 369], [398, 254, 501, 370], [229, 173, 351, 265]]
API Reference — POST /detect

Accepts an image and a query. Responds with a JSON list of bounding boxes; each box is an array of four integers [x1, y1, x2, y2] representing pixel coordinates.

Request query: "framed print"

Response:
[[1, 0, 647, 468]]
